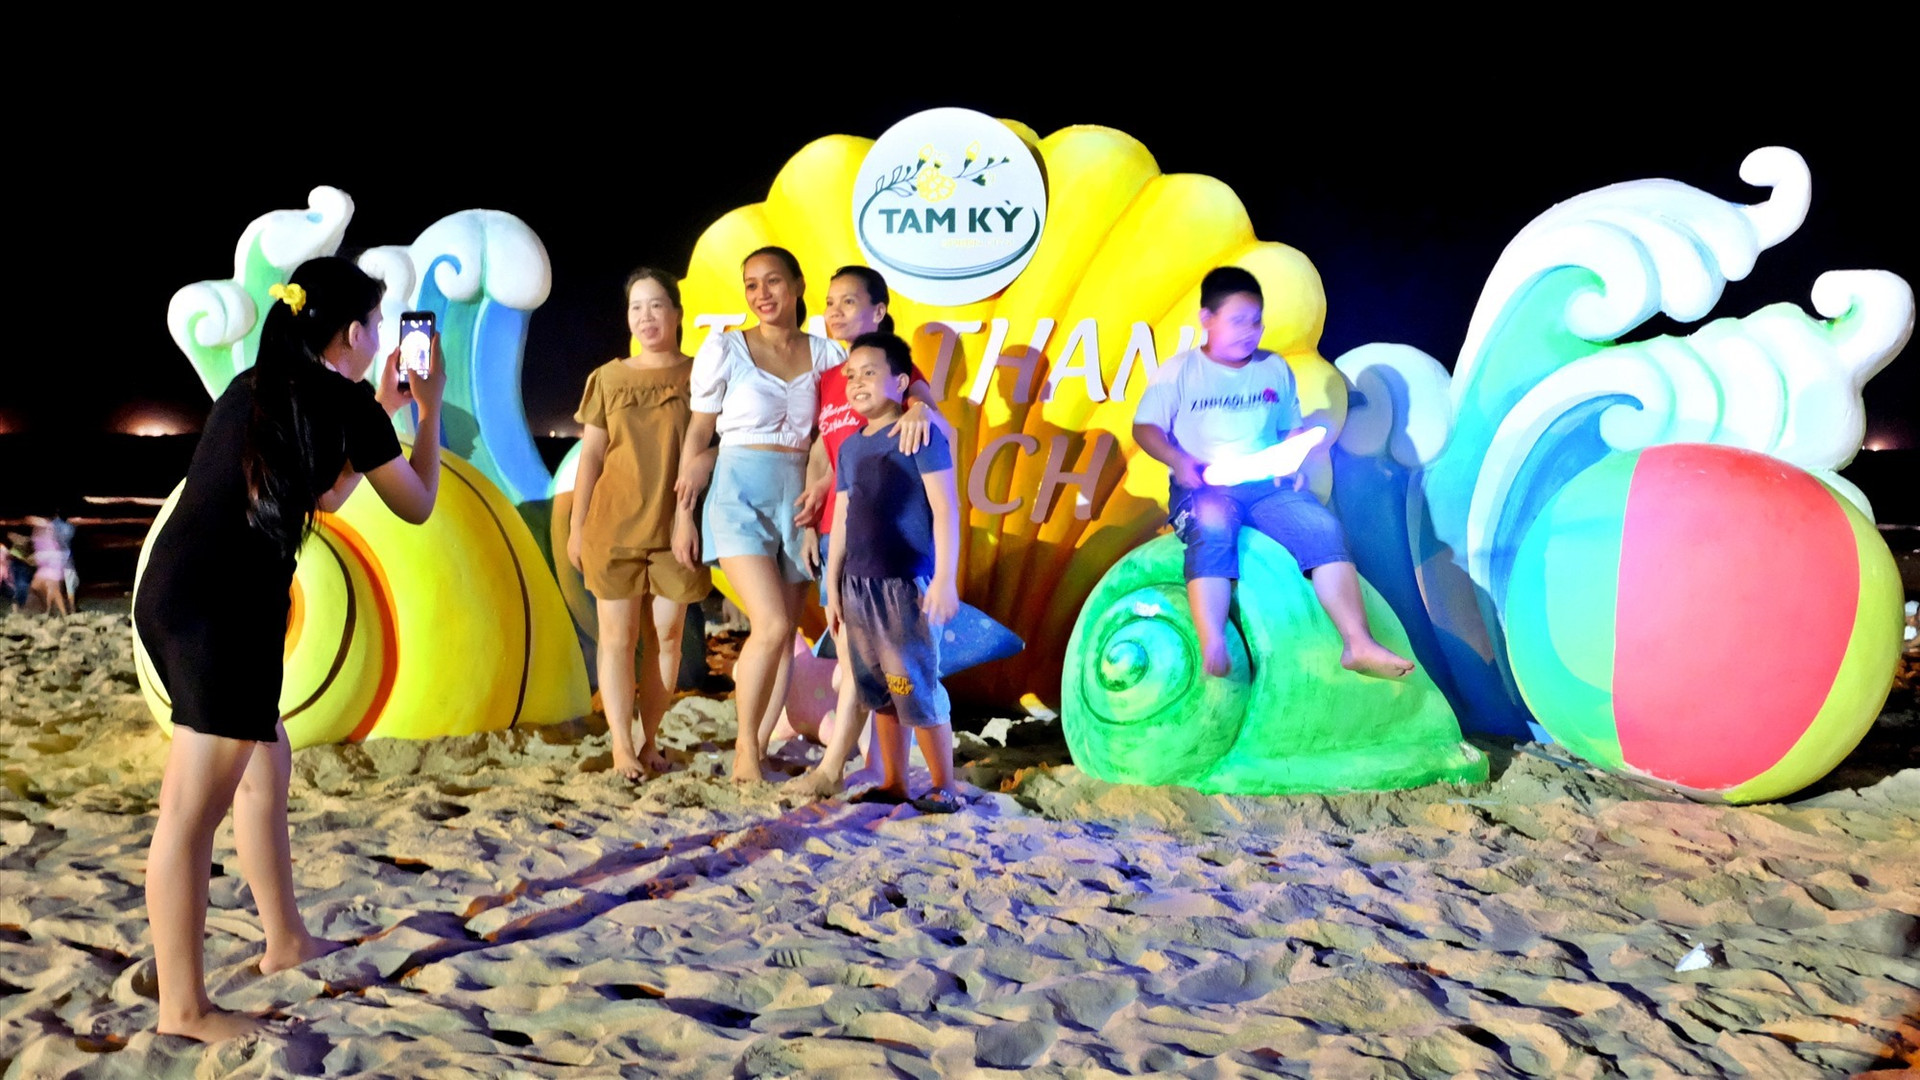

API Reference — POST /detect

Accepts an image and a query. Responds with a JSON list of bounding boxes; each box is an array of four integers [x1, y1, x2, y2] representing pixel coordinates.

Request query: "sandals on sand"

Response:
[[848, 787, 966, 814], [910, 789, 965, 815]]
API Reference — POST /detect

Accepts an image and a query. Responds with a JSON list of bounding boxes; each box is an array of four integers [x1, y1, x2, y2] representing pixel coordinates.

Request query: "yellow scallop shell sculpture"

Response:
[[672, 122, 1344, 696], [132, 449, 590, 749]]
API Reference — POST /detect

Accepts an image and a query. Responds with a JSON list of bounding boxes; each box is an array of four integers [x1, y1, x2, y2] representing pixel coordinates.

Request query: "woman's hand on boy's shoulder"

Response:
[[890, 399, 947, 455]]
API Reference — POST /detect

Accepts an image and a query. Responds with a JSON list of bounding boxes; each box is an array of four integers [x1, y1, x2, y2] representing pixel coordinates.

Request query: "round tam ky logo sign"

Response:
[[853, 108, 1047, 306]]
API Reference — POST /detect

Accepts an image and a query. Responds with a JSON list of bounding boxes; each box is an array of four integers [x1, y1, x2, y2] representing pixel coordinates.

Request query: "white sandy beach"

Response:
[[1, 610, 1916, 1078]]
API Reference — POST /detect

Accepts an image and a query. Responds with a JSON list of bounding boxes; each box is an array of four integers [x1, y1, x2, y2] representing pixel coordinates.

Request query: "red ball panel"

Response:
[[1613, 445, 1857, 789]]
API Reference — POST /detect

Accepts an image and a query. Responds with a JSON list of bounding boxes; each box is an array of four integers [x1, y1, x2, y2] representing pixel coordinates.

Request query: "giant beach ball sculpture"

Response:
[[1505, 445, 1903, 803], [1327, 147, 1911, 800]]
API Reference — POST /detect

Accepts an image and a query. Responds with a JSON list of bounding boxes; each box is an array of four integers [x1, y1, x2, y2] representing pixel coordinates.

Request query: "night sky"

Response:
[[13, 72, 1914, 453]]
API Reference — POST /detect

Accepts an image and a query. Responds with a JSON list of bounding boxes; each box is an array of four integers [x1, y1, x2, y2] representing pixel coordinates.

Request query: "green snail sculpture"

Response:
[[1063, 532, 1488, 795]]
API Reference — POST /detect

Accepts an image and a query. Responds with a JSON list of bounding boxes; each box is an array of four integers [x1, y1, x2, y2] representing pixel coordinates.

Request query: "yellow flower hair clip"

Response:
[[268, 282, 307, 316]]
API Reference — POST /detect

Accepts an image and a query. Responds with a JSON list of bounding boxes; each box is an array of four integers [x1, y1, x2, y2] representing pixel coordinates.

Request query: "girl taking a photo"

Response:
[[135, 257, 445, 1040]]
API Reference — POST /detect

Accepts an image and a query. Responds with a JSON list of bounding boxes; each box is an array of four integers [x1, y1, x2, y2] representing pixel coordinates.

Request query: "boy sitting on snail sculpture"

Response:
[[1132, 267, 1414, 681]]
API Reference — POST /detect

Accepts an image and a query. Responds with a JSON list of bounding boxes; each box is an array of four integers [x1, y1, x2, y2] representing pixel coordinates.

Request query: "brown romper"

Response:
[[573, 358, 712, 603]]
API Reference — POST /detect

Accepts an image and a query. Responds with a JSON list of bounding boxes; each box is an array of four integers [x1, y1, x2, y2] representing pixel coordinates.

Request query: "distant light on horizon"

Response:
[[123, 416, 195, 437], [110, 404, 198, 437]]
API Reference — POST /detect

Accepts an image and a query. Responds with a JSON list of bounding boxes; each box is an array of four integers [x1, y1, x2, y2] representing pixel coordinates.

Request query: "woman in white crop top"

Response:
[[674, 246, 845, 784]]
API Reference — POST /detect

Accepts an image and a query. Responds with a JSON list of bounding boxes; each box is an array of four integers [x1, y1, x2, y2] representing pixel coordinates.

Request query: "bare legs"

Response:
[[1187, 577, 1234, 677], [868, 709, 953, 801], [150, 722, 331, 1042], [596, 595, 685, 779], [1189, 564, 1410, 680], [1311, 562, 1415, 678], [792, 623, 885, 797], [149, 728, 256, 1040], [29, 576, 71, 616], [643, 595, 684, 774], [718, 555, 803, 783], [237, 723, 341, 973], [596, 598, 644, 780]]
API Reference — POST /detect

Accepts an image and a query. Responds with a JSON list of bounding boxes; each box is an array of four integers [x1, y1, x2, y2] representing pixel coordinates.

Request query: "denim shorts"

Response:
[[702, 446, 812, 584], [841, 575, 949, 728], [1171, 480, 1351, 580]]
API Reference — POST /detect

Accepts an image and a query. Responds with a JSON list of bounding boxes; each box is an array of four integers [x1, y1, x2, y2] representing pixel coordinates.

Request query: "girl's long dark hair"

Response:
[[245, 257, 382, 561], [744, 246, 807, 326], [832, 265, 895, 334]]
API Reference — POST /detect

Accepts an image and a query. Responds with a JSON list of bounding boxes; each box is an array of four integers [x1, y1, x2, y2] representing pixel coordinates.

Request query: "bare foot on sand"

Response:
[[732, 750, 767, 784], [1341, 641, 1415, 679], [787, 767, 843, 799], [610, 749, 644, 783], [638, 744, 670, 776], [158, 1006, 264, 1043], [260, 934, 345, 975]]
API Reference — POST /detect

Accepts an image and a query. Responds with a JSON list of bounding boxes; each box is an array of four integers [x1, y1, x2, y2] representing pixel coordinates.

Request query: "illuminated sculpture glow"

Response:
[[141, 130, 1910, 803]]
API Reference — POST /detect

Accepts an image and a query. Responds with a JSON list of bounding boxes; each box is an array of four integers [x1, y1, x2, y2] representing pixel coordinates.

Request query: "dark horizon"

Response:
[[12, 77, 1915, 455]]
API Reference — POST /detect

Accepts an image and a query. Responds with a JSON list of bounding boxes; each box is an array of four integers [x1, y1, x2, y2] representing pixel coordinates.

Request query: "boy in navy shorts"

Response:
[[1133, 267, 1413, 681], [823, 331, 966, 812]]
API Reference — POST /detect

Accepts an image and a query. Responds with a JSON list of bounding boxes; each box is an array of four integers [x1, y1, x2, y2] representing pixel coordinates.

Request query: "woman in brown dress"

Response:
[[567, 269, 711, 779]]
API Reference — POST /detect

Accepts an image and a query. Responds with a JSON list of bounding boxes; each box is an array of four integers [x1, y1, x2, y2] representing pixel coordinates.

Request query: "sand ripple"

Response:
[[1, 612, 1915, 1077]]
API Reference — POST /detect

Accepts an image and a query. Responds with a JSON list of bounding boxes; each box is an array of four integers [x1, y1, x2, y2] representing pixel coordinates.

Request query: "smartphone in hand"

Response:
[[398, 311, 435, 390]]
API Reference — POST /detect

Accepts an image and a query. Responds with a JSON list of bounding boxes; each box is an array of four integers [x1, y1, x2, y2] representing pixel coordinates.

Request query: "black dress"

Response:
[[134, 367, 402, 742]]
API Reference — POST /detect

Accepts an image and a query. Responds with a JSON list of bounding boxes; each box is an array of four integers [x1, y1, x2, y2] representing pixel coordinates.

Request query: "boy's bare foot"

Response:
[[260, 934, 344, 975], [157, 1006, 264, 1042], [1341, 641, 1415, 679]]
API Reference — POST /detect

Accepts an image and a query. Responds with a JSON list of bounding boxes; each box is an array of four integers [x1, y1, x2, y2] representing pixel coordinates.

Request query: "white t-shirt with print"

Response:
[[1133, 348, 1300, 465]]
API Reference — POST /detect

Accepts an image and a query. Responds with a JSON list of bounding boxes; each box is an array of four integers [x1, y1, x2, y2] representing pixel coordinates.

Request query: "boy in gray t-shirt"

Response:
[[1133, 266, 1413, 681], [823, 332, 966, 813]]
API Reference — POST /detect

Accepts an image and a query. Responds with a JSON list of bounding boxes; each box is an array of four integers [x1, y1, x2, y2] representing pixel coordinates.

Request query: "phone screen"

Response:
[[399, 312, 434, 379]]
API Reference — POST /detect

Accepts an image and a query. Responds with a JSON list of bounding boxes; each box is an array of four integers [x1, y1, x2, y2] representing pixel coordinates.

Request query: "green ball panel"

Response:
[[1506, 452, 1636, 772]]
